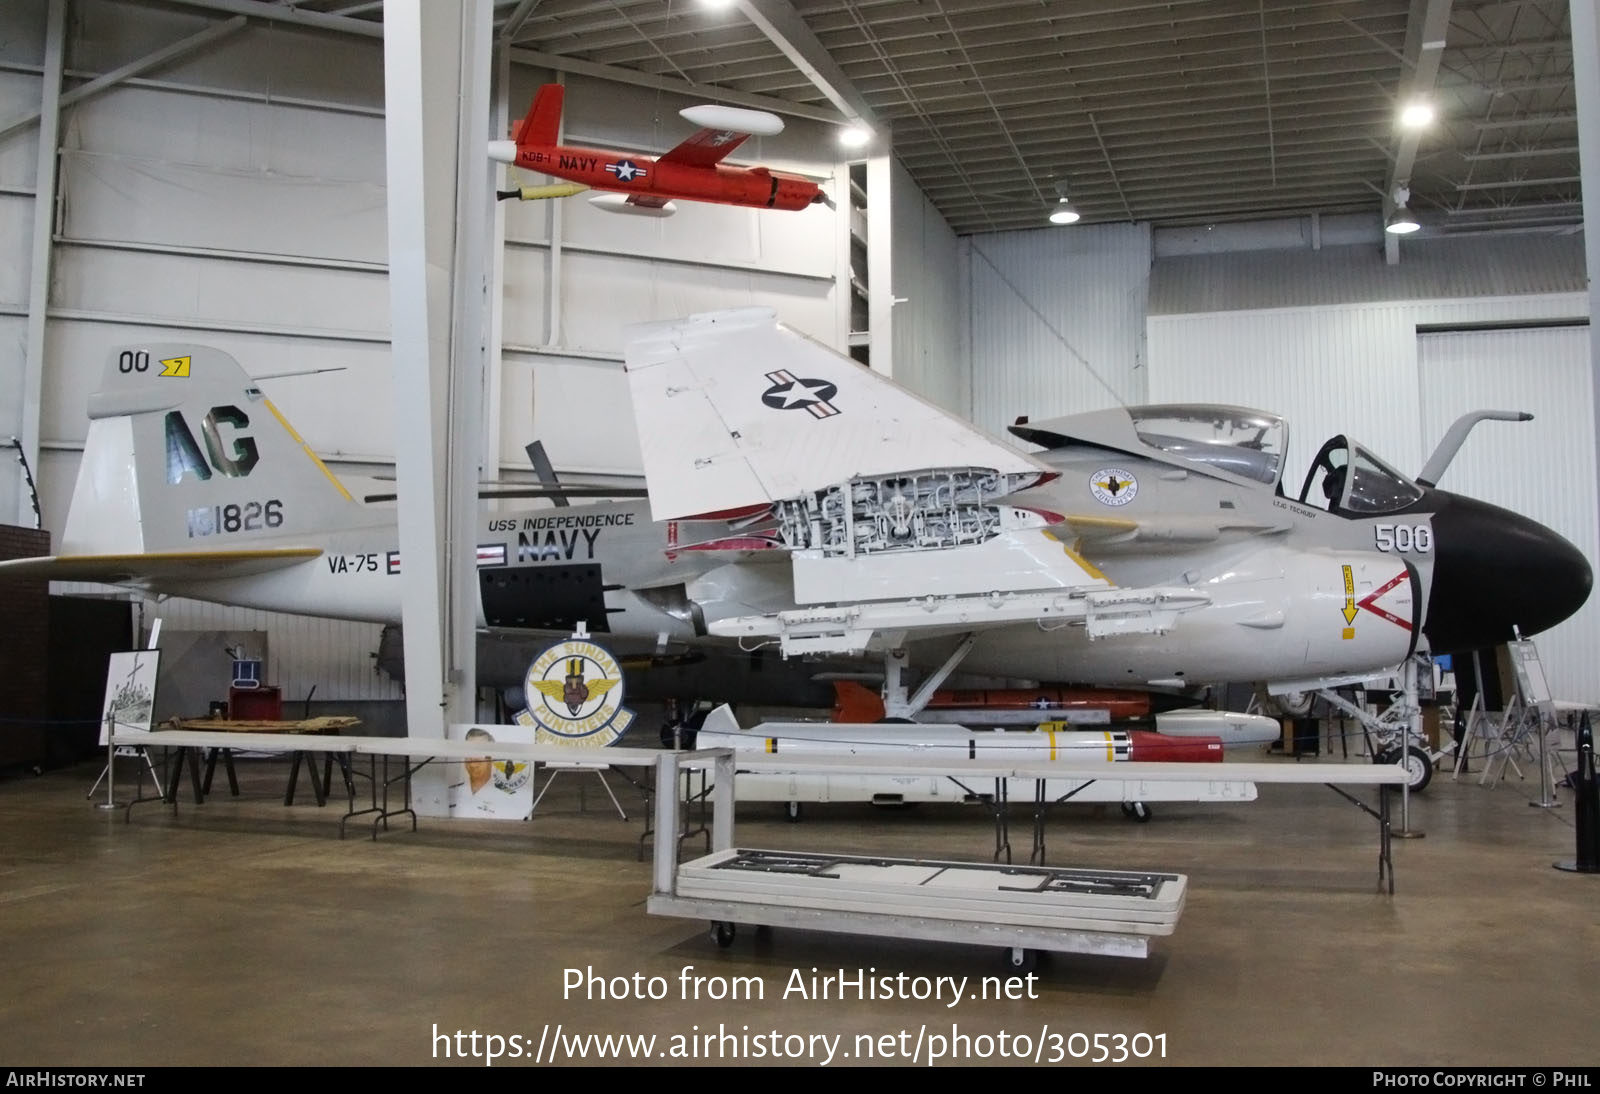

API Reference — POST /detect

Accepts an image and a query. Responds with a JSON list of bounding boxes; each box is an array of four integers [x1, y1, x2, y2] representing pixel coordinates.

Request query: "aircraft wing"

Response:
[[0, 547, 322, 586], [624, 308, 1054, 521], [656, 127, 752, 169]]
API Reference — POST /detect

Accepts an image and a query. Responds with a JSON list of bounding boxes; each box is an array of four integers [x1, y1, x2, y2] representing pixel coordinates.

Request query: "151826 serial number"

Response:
[[187, 500, 284, 538]]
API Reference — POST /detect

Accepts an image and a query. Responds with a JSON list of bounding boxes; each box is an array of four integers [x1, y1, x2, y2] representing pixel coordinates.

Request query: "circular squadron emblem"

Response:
[[1089, 468, 1139, 507], [515, 627, 635, 748]]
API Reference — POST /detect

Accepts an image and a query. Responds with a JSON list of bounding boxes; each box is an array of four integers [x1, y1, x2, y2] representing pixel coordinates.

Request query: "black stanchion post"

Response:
[[1554, 711, 1599, 874]]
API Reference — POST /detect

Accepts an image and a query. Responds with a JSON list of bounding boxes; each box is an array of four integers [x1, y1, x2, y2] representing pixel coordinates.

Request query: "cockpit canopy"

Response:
[[1011, 403, 1427, 515], [1298, 436, 1425, 515], [1127, 405, 1285, 485]]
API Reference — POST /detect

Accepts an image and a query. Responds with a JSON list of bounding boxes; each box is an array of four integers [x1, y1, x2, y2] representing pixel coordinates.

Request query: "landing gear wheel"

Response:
[[1377, 745, 1434, 793], [711, 921, 736, 948], [1005, 947, 1038, 973], [784, 800, 803, 823], [1121, 801, 1153, 822]]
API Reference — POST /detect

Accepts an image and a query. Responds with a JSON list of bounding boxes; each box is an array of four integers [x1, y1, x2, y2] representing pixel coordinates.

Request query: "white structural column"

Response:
[[1575, 0, 1600, 552], [866, 153, 894, 376], [383, 1, 493, 812], [18, 0, 64, 527]]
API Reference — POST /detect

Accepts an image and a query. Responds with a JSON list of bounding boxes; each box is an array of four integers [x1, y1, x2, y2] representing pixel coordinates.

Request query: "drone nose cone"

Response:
[[487, 140, 517, 164], [1423, 492, 1592, 654]]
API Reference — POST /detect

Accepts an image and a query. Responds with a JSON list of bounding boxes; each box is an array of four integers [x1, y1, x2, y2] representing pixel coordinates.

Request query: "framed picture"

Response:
[[99, 650, 162, 746]]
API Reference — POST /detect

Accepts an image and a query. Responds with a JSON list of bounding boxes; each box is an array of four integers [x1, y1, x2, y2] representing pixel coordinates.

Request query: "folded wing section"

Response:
[[624, 308, 1053, 521]]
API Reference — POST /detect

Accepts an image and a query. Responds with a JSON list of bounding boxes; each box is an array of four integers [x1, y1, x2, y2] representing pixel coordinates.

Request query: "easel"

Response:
[[89, 622, 164, 810], [1468, 635, 1567, 802], [531, 760, 629, 820], [87, 714, 165, 809], [1509, 634, 1566, 807]]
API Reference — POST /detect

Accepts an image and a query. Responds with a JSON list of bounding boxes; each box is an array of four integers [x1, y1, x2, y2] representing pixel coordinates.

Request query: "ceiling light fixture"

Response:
[[1386, 185, 1421, 234], [1047, 181, 1080, 225], [1399, 101, 1435, 128], [838, 124, 871, 148]]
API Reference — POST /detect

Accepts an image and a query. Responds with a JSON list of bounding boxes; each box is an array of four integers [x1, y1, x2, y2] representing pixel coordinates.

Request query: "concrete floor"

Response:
[[1, 748, 1596, 1068]]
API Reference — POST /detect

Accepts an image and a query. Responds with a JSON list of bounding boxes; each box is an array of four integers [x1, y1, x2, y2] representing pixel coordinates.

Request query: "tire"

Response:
[[1121, 801, 1152, 822], [711, 921, 736, 948], [1377, 746, 1433, 793], [784, 800, 803, 823]]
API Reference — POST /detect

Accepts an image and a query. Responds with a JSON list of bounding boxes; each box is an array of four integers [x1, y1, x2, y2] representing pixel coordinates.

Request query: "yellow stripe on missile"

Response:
[[1047, 729, 1056, 761], [1105, 732, 1114, 762], [509, 183, 589, 201], [263, 398, 354, 502], [765, 737, 778, 754], [159, 355, 191, 377]]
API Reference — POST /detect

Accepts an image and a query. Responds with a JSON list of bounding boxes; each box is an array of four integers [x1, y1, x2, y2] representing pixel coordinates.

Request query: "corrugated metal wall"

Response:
[[1147, 303, 1425, 478], [1147, 294, 1589, 489], [1418, 327, 1599, 703], [889, 158, 967, 415], [962, 223, 1152, 436]]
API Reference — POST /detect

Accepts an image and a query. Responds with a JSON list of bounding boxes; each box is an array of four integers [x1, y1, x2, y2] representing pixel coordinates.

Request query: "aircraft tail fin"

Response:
[[516, 83, 564, 147], [59, 345, 369, 557]]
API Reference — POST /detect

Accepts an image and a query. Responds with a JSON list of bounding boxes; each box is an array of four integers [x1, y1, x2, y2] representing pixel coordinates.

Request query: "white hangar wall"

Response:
[[959, 222, 1152, 437], [0, 0, 968, 703]]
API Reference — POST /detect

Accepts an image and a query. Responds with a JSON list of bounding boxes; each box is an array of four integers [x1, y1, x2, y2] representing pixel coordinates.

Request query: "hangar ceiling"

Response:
[[159, 1, 1584, 235], [503, 0, 1582, 235]]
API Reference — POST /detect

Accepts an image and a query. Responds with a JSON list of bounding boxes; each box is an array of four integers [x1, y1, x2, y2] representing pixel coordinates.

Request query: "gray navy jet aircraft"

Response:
[[2, 309, 1589, 723]]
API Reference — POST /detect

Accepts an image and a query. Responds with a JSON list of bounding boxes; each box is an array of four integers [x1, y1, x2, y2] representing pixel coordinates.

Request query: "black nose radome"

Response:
[[1423, 492, 1592, 654]]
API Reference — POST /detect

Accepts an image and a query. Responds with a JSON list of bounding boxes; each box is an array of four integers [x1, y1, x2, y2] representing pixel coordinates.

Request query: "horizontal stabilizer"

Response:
[[624, 309, 1052, 521], [0, 547, 321, 585]]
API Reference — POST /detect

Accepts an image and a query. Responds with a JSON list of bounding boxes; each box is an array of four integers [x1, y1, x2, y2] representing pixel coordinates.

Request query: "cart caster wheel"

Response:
[[711, 921, 736, 948], [1121, 801, 1152, 822], [784, 800, 803, 823], [1005, 947, 1038, 973]]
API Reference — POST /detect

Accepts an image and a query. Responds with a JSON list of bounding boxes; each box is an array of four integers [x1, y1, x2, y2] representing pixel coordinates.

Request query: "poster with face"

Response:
[[446, 723, 536, 820]]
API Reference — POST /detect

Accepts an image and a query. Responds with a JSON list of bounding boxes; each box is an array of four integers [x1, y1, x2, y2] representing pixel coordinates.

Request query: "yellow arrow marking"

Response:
[[1341, 564, 1358, 626], [158, 355, 191, 377]]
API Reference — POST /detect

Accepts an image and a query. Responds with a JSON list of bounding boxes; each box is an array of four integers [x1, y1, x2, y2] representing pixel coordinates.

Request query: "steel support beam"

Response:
[[145, 0, 381, 38], [0, 16, 246, 143], [1384, 0, 1453, 264], [508, 47, 843, 125], [18, 0, 64, 527], [383, 2, 493, 808], [498, 0, 542, 44], [732, 0, 882, 132]]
